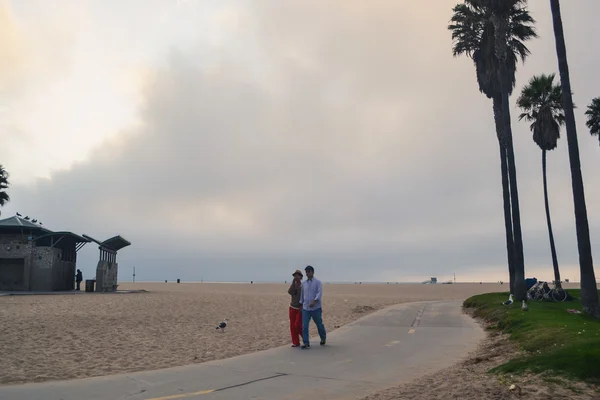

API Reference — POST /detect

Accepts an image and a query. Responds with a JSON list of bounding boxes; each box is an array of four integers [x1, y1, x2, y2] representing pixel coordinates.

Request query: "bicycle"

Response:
[[527, 281, 545, 301], [527, 281, 567, 302]]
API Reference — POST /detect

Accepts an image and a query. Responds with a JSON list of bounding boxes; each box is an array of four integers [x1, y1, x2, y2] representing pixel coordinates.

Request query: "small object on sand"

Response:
[[503, 294, 514, 306], [509, 384, 522, 396], [216, 318, 228, 332], [522, 300, 528, 311]]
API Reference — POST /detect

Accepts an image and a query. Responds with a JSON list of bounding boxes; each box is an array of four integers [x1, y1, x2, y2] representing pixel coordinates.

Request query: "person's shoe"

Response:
[[320, 339, 326, 346], [291, 344, 300, 347], [301, 344, 310, 349]]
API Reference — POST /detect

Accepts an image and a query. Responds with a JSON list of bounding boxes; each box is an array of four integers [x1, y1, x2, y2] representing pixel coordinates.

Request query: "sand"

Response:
[[0, 281, 584, 389]]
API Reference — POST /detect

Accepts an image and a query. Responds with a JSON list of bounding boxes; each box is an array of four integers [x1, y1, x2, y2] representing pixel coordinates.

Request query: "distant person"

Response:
[[299, 265, 326, 349], [75, 269, 83, 291], [288, 270, 303, 347]]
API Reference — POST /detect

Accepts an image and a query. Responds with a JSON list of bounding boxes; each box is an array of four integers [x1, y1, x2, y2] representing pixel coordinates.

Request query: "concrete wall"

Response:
[[96, 261, 118, 292], [30, 247, 61, 291], [0, 233, 80, 292], [0, 234, 32, 290]]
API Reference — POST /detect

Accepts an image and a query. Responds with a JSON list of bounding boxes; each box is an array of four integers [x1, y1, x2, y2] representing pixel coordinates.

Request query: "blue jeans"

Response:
[[302, 308, 326, 345]]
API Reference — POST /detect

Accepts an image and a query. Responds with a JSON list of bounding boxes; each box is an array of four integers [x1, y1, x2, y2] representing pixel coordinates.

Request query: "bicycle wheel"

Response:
[[530, 290, 543, 301], [551, 288, 567, 302]]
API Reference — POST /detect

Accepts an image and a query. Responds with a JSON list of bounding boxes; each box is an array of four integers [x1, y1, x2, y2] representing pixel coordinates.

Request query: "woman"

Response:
[[288, 270, 303, 347]]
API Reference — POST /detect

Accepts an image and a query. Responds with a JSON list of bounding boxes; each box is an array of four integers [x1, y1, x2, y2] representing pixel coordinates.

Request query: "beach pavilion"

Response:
[[0, 215, 90, 291]]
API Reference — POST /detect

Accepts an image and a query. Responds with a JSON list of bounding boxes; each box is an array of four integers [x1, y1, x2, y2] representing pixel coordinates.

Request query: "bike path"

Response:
[[0, 300, 484, 400]]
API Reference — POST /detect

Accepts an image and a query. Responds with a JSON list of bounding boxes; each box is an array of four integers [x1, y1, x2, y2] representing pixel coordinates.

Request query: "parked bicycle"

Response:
[[527, 281, 567, 302]]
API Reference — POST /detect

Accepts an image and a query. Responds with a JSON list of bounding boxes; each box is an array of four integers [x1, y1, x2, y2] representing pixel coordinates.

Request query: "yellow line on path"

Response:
[[145, 389, 215, 400], [408, 328, 415, 334]]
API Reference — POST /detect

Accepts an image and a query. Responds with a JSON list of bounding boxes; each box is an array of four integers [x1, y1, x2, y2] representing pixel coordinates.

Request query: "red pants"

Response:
[[289, 306, 302, 345]]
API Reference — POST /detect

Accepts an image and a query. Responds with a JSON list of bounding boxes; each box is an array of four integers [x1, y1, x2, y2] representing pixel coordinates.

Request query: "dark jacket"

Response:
[[288, 282, 302, 309]]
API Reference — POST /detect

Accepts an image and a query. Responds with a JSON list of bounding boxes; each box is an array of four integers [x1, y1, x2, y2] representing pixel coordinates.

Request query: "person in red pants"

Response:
[[288, 270, 303, 347]]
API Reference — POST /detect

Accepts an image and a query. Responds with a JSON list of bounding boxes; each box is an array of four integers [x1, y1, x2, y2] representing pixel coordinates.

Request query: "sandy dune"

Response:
[[0, 282, 559, 385]]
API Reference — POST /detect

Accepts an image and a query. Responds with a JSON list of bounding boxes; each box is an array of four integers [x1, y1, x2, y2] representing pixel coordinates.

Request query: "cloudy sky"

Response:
[[1, 0, 600, 283]]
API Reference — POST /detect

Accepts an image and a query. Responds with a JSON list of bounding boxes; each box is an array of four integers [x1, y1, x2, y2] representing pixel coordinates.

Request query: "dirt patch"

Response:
[[361, 312, 600, 400], [352, 305, 377, 314]]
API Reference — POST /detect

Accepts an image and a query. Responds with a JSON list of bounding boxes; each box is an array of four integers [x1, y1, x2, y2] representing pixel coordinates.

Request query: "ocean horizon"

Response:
[[128, 280, 475, 285]]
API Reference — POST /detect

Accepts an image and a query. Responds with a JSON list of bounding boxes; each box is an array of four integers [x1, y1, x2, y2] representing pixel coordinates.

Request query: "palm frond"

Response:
[[517, 74, 564, 151], [585, 98, 600, 140], [448, 0, 536, 98], [532, 106, 560, 150], [0, 165, 10, 206]]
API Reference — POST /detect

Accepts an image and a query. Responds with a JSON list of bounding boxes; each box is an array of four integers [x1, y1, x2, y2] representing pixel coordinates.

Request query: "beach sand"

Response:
[[0, 282, 577, 386]]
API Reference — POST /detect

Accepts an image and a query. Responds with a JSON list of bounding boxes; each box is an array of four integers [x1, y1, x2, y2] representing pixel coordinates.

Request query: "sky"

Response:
[[1, 0, 600, 283]]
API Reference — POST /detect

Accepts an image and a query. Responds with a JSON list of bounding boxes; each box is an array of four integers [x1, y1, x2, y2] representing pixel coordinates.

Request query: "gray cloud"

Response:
[[3, 0, 600, 283]]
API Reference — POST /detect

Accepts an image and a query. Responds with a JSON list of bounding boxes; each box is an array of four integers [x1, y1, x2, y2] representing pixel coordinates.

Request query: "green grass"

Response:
[[463, 290, 600, 383]]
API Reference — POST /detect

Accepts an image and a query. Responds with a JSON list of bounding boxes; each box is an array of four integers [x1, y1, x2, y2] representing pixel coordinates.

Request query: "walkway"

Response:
[[0, 300, 484, 400]]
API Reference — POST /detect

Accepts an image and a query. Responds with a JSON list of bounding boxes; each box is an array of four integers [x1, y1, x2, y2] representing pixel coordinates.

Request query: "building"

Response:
[[0, 215, 90, 291]]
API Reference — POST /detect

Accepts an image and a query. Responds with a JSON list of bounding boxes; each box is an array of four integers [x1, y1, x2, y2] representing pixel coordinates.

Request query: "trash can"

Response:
[[85, 279, 95, 292]]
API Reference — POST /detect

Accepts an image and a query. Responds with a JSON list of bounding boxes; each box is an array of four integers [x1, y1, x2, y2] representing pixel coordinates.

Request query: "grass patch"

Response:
[[464, 290, 600, 383]]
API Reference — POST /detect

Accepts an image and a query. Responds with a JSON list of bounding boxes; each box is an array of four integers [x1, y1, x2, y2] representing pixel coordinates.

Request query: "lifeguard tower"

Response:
[[82, 234, 131, 292]]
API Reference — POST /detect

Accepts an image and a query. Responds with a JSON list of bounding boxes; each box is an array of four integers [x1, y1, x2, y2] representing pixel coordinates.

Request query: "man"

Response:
[[299, 265, 326, 349], [288, 270, 303, 347], [75, 269, 83, 291]]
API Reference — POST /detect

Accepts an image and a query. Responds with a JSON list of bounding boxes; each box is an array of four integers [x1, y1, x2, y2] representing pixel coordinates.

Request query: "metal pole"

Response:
[[133, 266, 136, 283]]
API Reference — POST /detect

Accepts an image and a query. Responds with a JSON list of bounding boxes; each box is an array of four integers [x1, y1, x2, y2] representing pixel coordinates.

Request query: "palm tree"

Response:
[[0, 165, 10, 216], [449, 0, 537, 300], [517, 74, 564, 288], [549, 0, 599, 317], [585, 98, 600, 145]]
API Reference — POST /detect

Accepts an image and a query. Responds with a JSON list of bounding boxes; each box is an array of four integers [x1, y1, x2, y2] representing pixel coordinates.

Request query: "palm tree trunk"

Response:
[[542, 150, 561, 288], [503, 107, 527, 301], [494, 97, 516, 294], [492, 15, 526, 302], [550, 0, 599, 316], [502, 143, 516, 294]]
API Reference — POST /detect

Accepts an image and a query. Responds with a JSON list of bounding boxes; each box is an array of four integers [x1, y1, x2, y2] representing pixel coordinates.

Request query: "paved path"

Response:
[[0, 300, 484, 400]]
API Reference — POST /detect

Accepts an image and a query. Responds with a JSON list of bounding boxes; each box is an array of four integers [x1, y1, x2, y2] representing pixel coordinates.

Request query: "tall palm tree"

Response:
[[549, 0, 599, 317], [585, 98, 600, 145], [0, 165, 10, 216], [449, 0, 537, 300], [517, 74, 564, 288]]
